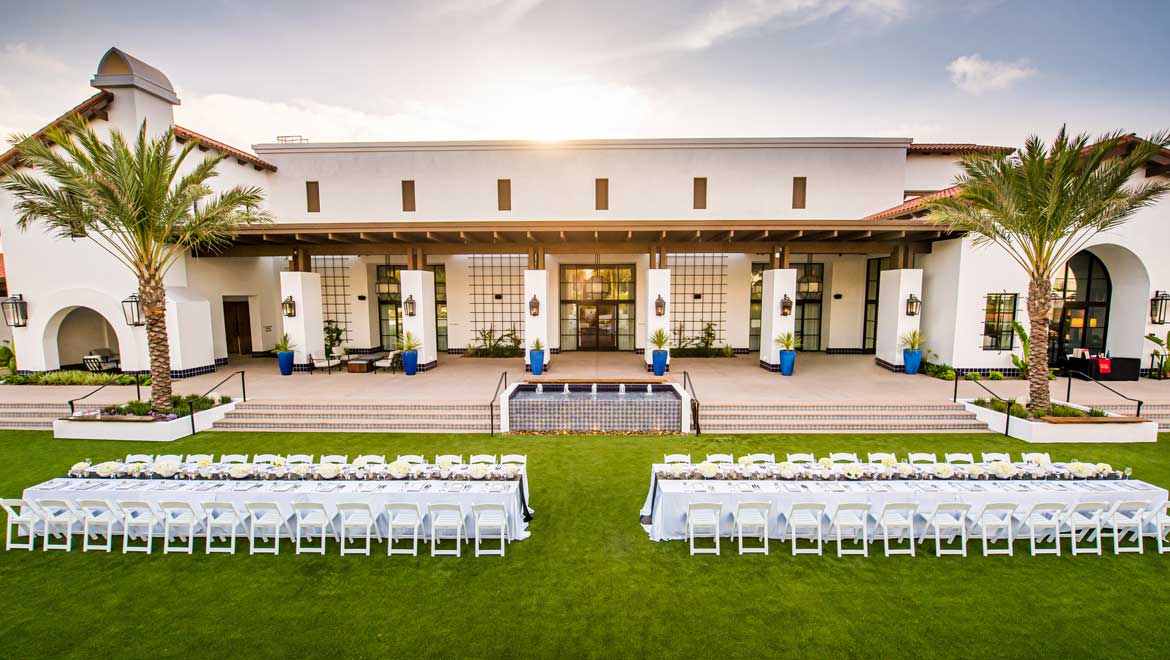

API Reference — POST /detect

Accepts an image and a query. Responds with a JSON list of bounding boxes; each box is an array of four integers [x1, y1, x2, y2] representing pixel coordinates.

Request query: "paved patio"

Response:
[[1, 352, 1167, 408]]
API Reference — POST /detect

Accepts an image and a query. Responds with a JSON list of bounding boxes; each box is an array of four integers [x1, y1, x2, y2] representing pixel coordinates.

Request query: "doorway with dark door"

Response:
[[223, 299, 253, 355], [578, 303, 618, 351]]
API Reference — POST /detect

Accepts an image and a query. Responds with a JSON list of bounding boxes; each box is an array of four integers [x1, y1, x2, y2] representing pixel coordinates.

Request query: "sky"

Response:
[[1, 0, 1168, 152]]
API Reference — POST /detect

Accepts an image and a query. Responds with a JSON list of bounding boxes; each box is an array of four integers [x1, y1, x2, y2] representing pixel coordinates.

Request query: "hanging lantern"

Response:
[[281, 296, 296, 318], [1152, 291, 1170, 325], [905, 293, 922, 317], [1, 294, 27, 328], [403, 294, 416, 317], [655, 294, 666, 317], [121, 293, 145, 326], [529, 295, 540, 317], [780, 294, 793, 317]]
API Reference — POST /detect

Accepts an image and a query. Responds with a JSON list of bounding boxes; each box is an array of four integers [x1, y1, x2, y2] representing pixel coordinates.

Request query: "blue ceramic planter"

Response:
[[652, 350, 668, 376], [779, 350, 797, 376], [403, 350, 419, 376], [277, 351, 294, 376], [903, 349, 922, 375], [530, 349, 545, 375]]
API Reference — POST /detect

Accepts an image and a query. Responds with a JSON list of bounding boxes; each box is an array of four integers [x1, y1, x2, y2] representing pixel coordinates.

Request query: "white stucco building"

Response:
[[2, 48, 1168, 380]]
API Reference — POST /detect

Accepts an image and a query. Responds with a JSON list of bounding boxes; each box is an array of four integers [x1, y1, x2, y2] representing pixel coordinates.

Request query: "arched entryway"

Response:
[[54, 307, 120, 369], [1048, 244, 1150, 363]]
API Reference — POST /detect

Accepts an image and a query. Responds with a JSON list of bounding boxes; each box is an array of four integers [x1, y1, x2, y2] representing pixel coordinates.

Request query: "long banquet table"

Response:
[[24, 477, 530, 541], [639, 465, 1168, 541]]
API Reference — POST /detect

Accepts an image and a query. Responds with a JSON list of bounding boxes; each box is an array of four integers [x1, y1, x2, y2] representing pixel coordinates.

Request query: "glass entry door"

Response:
[[578, 304, 617, 351]]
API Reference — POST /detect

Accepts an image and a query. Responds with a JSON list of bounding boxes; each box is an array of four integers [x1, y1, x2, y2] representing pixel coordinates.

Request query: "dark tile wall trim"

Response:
[[524, 362, 552, 373], [21, 364, 218, 379], [952, 367, 1022, 378], [250, 351, 272, 358], [214, 357, 229, 367], [732, 347, 752, 355], [417, 360, 438, 372], [826, 348, 867, 355], [759, 360, 781, 372], [345, 346, 382, 355], [874, 357, 905, 373], [550, 348, 561, 355], [644, 363, 670, 373], [634, 348, 645, 355], [447, 348, 469, 355]]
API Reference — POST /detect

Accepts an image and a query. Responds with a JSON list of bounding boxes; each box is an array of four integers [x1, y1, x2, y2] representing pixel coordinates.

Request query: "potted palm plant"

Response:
[[899, 330, 926, 376], [529, 338, 546, 376], [400, 331, 421, 376], [274, 333, 296, 376], [774, 332, 800, 376], [649, 328, 669, 376]]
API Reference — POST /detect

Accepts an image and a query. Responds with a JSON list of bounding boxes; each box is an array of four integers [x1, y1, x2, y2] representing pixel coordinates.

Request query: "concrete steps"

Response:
[[698, 402, 989, 434], [0, 403, 70, 430], [213, 401, 495, 433], [1092, 403, 1170, 431]]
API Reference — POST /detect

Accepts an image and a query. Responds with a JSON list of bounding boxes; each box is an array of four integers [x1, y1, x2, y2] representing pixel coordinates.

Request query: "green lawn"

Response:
[[1, 430, 1169, 659]]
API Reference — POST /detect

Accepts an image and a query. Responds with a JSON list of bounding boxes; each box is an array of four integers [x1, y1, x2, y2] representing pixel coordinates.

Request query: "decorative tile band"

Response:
[[644, 363, 671, 373], [524, 362, 551, 373], [758, 360, 781, 372], [447, 348, 469, 355], [732, 347, 752, 355], [345, 346, 382, 355], [417, 360, 438, 372], [826, 348, 869, 355], [874, 357, 905, 373], [508, 385, 681, 433], [214, 357, 230, 367], [952, 367, 1022, 378]]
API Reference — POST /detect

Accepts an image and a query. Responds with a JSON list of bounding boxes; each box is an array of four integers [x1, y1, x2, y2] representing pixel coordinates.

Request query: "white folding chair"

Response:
[[664, 454, 691, 464], [286, 454, 315, 465], [386, 503, 423, 556], [353, 455, 386, 467], [473, 503, 509, 557], [944, 453, 974, 465], [500, 454, 527, 466], [733, 502, 771, 555], [74, 499, 119, 553], [397, 454, 425, 465], [35, 499, 77, 552], [120, 501, 159, 554], [429, 504, 466, 557], [971, 503, 1016, 556], [916, 503, 967, 557], [876, 503, 917, 557], [155, 454, 182, 464], [252, 454, 281, 465], [981, 452, 1011, 463], [867, 452, 897, 464], [786, 453, 815, 464], [1151, 502, 1170, 554], [469, 454, 497, 465], [293, 502, 333, 555], [246, 502, 288, 555], [203, 503, 247, 555], [338, 503, 377, 556], [1105, 501, 1147, 555], [705, 454, 734, 465], [1, 499, 40, 551], [907, 452, 937, 465], [219, 454, 249, 464], [787, 503, 825, 556], [1021, 452, 1051, 466], [686, 503, 722, 555], [1024, 503, 1065, 556], [830, 504, 870, 557], [1063, 501, 1107, 556], [160, 501, 201, 554], [320, 455, 349, 465], [829, 452, 860, 464], [125, 453, 154, 464], [185, 453, 214, 464], [744, 453, 776, 464]]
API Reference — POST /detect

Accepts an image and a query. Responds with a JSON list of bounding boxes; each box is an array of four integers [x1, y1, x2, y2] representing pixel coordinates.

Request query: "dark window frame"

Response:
[[792, 176, 807, 209], [982, 293, 1018, 351], [693, 177, 707, 210], [497, 179, 511, 211], [306, 181, 320, 213], [401, 180, 416, 212]]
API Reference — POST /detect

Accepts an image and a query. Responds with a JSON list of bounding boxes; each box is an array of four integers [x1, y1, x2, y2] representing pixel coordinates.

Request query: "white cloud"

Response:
[[947, 54, 1036, 94]]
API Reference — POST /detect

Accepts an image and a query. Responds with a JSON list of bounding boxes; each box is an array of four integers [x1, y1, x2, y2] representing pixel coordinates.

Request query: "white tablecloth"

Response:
[[24, 478, 530, 541], [639, 469, 1167, 541]]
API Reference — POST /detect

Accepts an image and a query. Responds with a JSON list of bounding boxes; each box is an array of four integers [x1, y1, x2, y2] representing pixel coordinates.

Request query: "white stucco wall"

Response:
[[904, 154, 964, 193]]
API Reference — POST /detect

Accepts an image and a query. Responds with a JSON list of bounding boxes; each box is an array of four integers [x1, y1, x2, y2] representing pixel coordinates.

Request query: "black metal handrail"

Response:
[[187, 370, 248, 437], [682, 371, 701, 435], [1064, 369, 1143, 417], [488, 371, 508, 436], [67, 373, 148, 416], [953, 376, 1017, 436]]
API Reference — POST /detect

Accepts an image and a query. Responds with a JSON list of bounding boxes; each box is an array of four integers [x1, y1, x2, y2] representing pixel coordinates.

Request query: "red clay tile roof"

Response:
[[864, 186, 961, 221], [0, 254, 6, 279], [173, 125, 277, 172], [908, 143, 1014, 155]]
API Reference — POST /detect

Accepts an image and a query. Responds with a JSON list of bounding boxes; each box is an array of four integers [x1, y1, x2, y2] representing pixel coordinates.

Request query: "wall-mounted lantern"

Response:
[[1151, 290, 1170, 325], [529, 295, 540, 317], [655, 294, 666, 317], [1, 294, 28, 328], [281, 296, 296, 318], [905, 293, 922, 317], [403, 294, 416, 317], [122, 293, 145, 326], [780, 294, 793, 317]]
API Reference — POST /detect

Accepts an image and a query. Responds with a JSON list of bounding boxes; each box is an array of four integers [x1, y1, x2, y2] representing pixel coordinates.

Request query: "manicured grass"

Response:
[[1, 430, 1169, 659]]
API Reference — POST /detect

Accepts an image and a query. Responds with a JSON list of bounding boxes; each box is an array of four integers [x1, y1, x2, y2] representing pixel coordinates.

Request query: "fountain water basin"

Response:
[[505, 380, 686, 433]]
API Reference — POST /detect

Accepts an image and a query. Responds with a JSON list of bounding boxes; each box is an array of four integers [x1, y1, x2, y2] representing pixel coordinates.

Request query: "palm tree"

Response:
[[928, 128, 1170, 412], [1, 117, 270, 409]]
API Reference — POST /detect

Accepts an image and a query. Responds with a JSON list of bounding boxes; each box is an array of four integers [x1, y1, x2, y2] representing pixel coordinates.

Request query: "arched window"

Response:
[[1048, 250, 1111, 362]]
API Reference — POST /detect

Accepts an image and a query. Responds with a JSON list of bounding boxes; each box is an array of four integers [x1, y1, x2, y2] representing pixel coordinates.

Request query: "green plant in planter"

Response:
[[1010, 320, 1030, 379], [1146, 331, 1170, 379], [530, 338, 545, 351], [774, 332, 800, 351], [323, 320, 343, 358], [965, 372, 982, 381], [988, 371, 1005, 380], [898, 330, 926, 351], [273, 333, 295, 353], [400, 331, 421, 352], [649, 328, 670, 351]]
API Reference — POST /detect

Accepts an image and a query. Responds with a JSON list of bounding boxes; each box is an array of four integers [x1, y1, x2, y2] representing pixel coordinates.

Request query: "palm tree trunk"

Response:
[[1026, 277, 1053, 413], [139, 276, 173, 410]]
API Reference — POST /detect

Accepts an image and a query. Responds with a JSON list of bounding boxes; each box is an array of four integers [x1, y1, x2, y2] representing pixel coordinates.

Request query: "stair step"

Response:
[[234, 402, 487, 411], [701, 411, 979, 421], [222, 411, 492, 421], [0, 402, 69, 410], [701, 420, 990, 433], [212, 420, 491, 433], [0, 418, 55, 429], [701, 404, 970, 412]]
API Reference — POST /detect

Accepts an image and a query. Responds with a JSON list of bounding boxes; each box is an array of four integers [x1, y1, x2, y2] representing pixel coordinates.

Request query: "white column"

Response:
[[280, 271, 325, 367], [400, 269, 438, 370], [645, 268, 671, 369], [875, 268, 923, 369], [524, 269, 550, 370], [759, 269, 797, 369]]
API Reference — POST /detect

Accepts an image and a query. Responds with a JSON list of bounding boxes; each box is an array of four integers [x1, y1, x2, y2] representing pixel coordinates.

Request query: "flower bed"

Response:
[[2, 370, 150, 386], [962, 398, 1158, 443], [54, 394, 238, 442]]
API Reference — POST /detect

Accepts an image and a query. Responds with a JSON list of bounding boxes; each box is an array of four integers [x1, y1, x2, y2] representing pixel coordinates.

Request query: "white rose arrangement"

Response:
[[817, 457, 834, 469], [69, 461, 91, 476], [966, 465, 985, 478], [502, 464, 520, 479], [1068, 462, 1093, 478], [152, 461, 180, 478], [437, 458, 454, 471], [932, 463, 955, 479], [317, 464, 342, 480], [668, 463, 687, 478], [271, 456, 287, 467], [990, 461, 1017, 479], [468, 464, 489, 480], [896, 463, 914, 478], [292, 464, 311, 477], [695, 462, 719, 479], [94, 461, 121, 478], [196, 457, 213, 468], [737, 455, 752, 466], [387, 461, 411, 479], [880, 456, 898, 468], [777, 461, 799, 480], [843, 464, 865, 480], [228, 464, 254, 479], [126, 463, 146, 476], [1094, 463, 1113, 476]]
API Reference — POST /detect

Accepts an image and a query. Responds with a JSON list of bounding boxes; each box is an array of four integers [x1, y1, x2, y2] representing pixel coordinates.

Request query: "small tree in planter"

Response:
[[649, 328, 670, 376], [400, 331, 422, 376], [529, 338, 546, 376], [323, 320, 343, 359], [274, 333, 296, 376], [774, 332, 801, 376], [899, 330, 926, 375], [1146, 331, 1170, 380]]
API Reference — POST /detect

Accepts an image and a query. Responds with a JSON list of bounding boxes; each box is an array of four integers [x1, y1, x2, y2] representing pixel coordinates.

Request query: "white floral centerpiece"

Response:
[[437, 457, 455, 471], [387, 460, 411, 479], [228, 464, 254, 480], [737, 455, 753, 466], [292, 464, 311, 478], [843, 464, 865, 480], [69, 461, 91, 477], [668, 463, 688, 479], [317, 464, 342, 480], [880, 456, 898, 468], [125, 462, 146, 477], [817, 457, 834, 469], [468, 464, 489, 480], [695, 462, 719, 479], [195, 457, 213, 469], [152, 461, 180, 478], [502, 464, 520, 479], [896, 463, 914, 478], [966, 465, 986, 479], [777, 461, 800, 480], [990, 461, 1018, 479], [93, 461, 121, 478], [1094, 462, 1114, 477], [1067, 461, 1094, 478], [271, 456, 287, 467], [932, 463, 956, 479]]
